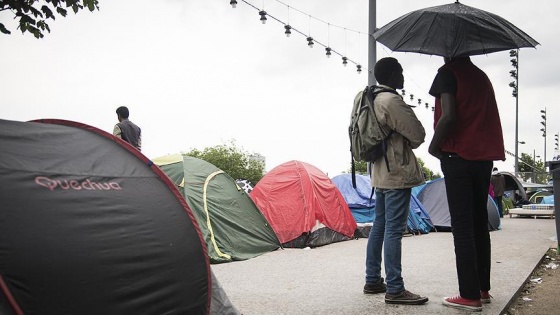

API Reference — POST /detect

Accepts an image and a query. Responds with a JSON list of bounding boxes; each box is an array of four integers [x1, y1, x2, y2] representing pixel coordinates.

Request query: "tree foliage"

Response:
[[351, 160, 368, 175], [0, 0, 99, 38], [183, 141, 265, 185], [518, 152, 548, 183], [417, 158, 441, 181]]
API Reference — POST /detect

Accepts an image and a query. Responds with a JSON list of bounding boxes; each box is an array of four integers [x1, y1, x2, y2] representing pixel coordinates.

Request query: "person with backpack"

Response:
[[362, 57, 428, 305]]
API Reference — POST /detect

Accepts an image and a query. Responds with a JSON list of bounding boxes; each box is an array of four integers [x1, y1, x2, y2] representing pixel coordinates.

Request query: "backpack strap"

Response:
[[368, 87, 398, 173]]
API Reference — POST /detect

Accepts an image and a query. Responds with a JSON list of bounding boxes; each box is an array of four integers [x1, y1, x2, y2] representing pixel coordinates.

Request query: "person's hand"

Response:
[[428, 143, 443, 159]]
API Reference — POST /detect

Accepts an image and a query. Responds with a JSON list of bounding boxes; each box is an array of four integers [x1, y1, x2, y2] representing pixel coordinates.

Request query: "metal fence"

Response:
[[517, 171, 552, 184]]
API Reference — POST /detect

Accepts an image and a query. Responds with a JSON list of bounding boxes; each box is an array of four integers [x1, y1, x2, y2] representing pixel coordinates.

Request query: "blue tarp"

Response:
[[351, 206, 375, 224], [408, 195, 434, 234], [332, 174, 433, 234], [331, 173, 375, 208], [541, 195, 554, 204]]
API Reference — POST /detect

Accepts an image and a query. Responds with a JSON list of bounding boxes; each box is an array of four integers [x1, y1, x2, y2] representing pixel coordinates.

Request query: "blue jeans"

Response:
[[365, 188, 411, 294]]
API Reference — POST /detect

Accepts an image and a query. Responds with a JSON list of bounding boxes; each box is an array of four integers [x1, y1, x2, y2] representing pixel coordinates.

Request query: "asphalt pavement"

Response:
[[211, 215, 558, 315]]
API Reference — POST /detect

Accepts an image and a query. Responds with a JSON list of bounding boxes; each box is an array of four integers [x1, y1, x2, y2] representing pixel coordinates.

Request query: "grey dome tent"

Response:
[[415, 178, 500, 231], [0, 119, 221, 315]]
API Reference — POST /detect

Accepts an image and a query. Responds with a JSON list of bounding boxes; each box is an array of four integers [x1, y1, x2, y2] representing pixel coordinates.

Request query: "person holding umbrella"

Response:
[[373, 2, 538, 311], [428, 56, 505, 312]]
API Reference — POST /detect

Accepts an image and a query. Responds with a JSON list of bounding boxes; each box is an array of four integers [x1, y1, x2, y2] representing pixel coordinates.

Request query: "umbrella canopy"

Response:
[[373, 1, 539, 57]]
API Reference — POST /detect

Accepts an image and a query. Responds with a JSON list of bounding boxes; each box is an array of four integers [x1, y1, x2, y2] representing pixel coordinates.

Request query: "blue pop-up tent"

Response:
[[332, 173, 434, 236]]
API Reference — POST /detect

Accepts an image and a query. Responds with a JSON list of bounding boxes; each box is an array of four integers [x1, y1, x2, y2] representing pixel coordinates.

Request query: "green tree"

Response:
[[350, 160, 368, 175], [417, 158, 441, 181], [183, 140, 265, 185], [0, 0, 99, 38], [518, 152, 548, 183]]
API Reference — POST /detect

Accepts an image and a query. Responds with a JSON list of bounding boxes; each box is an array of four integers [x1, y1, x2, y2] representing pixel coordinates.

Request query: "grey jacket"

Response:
[[370, 85, 426, 189]]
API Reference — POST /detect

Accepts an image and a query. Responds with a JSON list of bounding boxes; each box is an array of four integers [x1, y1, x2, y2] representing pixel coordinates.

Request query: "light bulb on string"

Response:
[[307, 37, 314, 48], [356, 65, 362, 74], [284, 25, 291, 37], [342, 56, 348, 67], [259, 11, 267, 24], [325, 47, 332, 58], [230, 0, 237, 8]]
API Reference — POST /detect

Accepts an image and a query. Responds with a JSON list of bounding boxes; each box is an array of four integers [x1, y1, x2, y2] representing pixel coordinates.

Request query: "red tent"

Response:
[[251, 160, 357, 247]]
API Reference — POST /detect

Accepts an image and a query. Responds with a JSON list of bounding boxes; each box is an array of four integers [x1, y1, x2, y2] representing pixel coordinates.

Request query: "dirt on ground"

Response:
[[504, 248, 560, 315]]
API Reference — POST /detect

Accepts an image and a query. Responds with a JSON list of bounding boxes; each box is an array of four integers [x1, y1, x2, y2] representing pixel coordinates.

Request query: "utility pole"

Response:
[[533, 149, 541, 183], [509, 50, 519, 176], [368, 0, 376, 86], [541, 108, 547, 165], [367, 0, 377, 176]]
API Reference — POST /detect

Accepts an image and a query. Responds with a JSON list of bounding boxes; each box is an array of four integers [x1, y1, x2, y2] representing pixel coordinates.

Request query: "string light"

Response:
[[284, 5, 291, 37], [307, 36, 314, 48], [259, 10, 267, 24], [231, 0, 436, 105], [236, 0, 371, 75], [284, 24, 291, 37]]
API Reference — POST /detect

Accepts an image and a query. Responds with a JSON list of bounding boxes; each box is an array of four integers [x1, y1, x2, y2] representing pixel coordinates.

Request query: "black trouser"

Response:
[[441, 154, 493, 300]]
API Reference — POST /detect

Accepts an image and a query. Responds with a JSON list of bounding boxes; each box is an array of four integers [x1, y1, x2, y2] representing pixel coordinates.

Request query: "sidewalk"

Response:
[[212, 216, 557, 315]]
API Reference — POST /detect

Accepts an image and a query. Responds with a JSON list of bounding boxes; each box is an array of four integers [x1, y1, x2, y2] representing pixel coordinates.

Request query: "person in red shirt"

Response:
[[428, 56, 505, 312]]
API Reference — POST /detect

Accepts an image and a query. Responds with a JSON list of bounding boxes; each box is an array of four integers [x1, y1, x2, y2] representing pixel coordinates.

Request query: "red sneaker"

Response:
[[480, 291, 492, 304], [442, 295, 482, 312]]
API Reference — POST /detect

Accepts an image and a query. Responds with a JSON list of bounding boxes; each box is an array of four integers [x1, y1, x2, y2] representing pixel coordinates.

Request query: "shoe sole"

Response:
[[385, 297, 429, 305], [364, 289, 386, 294], [442, 299, 482, 311], [481, 298, 491, 304]]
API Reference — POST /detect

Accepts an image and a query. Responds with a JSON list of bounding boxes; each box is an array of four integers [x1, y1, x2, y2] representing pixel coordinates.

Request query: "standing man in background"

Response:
[[490, 167, 506, 218], [113, 106, 142, 151]]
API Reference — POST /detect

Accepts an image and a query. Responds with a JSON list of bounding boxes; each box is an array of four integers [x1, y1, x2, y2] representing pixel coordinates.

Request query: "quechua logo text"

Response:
[[35, 176, 122, 191]]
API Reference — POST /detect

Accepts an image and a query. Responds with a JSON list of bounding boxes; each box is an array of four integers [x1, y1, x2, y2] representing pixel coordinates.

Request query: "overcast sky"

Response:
[[1, 0, 557, 176]]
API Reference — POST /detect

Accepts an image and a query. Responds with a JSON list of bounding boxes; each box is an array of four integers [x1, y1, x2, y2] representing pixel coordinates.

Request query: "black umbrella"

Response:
[[373, 1, 539, 57]]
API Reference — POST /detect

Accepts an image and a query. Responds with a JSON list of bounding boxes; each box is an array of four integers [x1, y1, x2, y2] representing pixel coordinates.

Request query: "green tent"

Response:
[[153, 155, 281, 263]]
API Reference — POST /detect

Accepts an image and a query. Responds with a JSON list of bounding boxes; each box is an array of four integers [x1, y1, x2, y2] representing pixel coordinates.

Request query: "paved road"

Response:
[[212, 216, 557, 315]]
